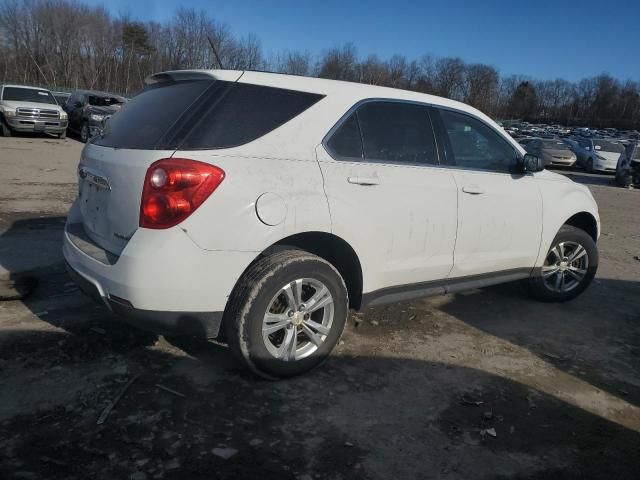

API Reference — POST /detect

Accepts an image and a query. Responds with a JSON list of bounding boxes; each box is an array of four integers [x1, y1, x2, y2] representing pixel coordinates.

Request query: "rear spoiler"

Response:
[[144, 70, 244, 86]]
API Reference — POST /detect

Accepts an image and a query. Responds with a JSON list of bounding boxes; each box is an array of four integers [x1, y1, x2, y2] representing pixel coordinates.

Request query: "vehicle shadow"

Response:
[[2, 218, 640, 479], [438, 278, 640, 406], [0, 327, 639, 480], [558, 170, 617, 187]]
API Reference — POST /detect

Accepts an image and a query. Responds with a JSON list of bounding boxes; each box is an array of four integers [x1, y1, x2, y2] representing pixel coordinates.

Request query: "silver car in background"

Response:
[[571, 137, 626, 172], [519, 137, 577, 167]]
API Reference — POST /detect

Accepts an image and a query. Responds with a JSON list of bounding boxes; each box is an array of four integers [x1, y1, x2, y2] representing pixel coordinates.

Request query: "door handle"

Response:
[[347, 176, 380, 186], [462, 185, 485, 195]]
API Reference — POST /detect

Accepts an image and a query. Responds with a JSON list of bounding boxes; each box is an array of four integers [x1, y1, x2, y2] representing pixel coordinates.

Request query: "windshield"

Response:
[[593, 140, 624, 153], [2, 87, 57, 105], [88, 95, 125, 107], [542, 140, 570, 150]]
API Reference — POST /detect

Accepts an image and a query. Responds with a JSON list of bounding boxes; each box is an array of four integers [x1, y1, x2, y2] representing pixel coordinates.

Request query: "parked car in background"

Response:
[[519, 137, 577, 167], [52, 91, 71, 107], [572, 137, 626, 172], [64, 90, 126, 142], [615, 142, 640, 187], [0, 84, 68, 138], [64, 69, 600, 378]]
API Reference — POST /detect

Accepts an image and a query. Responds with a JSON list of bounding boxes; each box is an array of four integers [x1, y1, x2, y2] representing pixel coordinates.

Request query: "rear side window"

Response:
[[326, 114, 363, 160], [180, 83, 324, 149], [95, 79, 213, 149], [357, 102, 438, 164]]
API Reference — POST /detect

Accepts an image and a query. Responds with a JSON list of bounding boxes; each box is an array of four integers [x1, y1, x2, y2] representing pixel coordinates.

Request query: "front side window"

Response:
[[356, 101, 438, 164], [2, 87, 57, 105], [439, 109, 516, 172]]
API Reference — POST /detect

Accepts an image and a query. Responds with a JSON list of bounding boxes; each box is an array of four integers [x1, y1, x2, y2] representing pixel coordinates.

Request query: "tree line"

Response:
[[1, 0, 639, 129]]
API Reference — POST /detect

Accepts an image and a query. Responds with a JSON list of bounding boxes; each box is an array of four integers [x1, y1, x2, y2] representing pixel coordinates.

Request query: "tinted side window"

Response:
[[356, 102, 438, 164], [180, 83, 324, 149], [326, 114, 363, 160], [439, 109, 516, 172]]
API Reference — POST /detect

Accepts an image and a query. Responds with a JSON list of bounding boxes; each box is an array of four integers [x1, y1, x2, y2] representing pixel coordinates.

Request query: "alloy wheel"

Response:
[[262, 278, 334, 361], [541, 241, 589, 293]]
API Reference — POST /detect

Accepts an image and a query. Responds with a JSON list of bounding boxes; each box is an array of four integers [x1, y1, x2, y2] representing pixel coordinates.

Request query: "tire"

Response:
[[224, 249, 348, 379], [524, 225, 598, 302], [80, 122, 89, 143], [1, 119, 12, 137], [58, 129, 66, 139]]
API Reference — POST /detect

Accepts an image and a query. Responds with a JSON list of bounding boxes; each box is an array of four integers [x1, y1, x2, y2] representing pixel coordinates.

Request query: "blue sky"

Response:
[[84, 0, 639, 82]]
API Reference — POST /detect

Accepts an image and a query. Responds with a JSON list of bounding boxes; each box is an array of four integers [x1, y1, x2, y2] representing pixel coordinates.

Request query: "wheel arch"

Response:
[[228, 231, 364, 312], [563, 211, 599, 242], [268, 231, 364, 310]]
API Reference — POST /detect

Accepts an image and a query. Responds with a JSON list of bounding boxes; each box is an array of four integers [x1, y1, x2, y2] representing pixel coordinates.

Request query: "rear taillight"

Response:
[[140, 158, 225, 229]]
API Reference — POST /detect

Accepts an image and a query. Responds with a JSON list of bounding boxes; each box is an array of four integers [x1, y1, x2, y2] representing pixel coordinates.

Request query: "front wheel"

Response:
[[1, 119, 12, 137], [225, 250, 348, 379], [80, 122, 89, 143], [58, 129, 66, 139], [524, 225, 598, 302]]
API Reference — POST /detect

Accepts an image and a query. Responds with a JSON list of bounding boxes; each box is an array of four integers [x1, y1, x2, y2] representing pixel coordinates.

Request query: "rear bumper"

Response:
[[62, 201, 257, 338], [65, 261, 223, 338], [7, 117, 67, 133]]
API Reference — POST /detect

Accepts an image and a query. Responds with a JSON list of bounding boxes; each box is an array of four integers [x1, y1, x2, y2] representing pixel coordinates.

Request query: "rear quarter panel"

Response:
[[175, 151, 331, 253]]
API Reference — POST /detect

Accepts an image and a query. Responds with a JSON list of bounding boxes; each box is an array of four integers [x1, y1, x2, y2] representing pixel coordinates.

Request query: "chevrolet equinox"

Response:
[[64, 70, 600, 378]]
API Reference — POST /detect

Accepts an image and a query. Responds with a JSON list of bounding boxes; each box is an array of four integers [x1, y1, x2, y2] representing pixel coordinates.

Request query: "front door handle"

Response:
[[347, 176, 380, 186], [462, 185, 485, 195]]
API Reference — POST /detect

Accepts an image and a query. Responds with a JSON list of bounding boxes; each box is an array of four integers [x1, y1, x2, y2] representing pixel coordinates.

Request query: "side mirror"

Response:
[[522, 153, 544, 173]]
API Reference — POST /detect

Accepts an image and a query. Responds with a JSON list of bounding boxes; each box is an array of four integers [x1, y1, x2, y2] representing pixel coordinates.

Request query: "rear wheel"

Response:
[[225, 250, 348, 379], [524, 225, 597, 302]]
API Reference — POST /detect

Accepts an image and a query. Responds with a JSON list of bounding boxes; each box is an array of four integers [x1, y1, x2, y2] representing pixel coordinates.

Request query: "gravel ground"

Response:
[[1, 135, 639, 480]]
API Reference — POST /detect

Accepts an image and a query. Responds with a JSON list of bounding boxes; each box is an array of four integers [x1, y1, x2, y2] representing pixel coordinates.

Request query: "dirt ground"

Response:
[[1, 135, 639, 480]]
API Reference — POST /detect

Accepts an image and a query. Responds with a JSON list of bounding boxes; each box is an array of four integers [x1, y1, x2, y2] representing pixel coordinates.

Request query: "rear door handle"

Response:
[[462, 185, 485, 195], [347, 176, 380, 186]]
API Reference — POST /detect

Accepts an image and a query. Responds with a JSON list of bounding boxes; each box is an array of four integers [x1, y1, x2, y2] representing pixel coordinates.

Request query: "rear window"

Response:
[[94, 79, 324, 150], [94, 80, 213, 149], [88, 95, 125, 107], [2, 87, 57, 105]]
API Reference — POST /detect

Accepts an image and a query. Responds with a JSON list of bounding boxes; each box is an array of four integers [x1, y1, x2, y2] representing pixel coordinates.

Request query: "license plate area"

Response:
[[79, 178, 110, 238]]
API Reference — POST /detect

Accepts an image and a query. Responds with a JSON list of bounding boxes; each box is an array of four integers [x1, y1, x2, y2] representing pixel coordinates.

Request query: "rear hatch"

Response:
[[77, 70, 243, 255]]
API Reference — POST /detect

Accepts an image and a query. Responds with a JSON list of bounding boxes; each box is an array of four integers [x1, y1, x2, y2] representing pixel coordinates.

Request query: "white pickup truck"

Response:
[[0, 84, 68, 138]]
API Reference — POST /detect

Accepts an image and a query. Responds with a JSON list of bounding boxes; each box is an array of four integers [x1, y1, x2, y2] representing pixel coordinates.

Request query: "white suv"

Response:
[[63, 70, 600, 378]]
